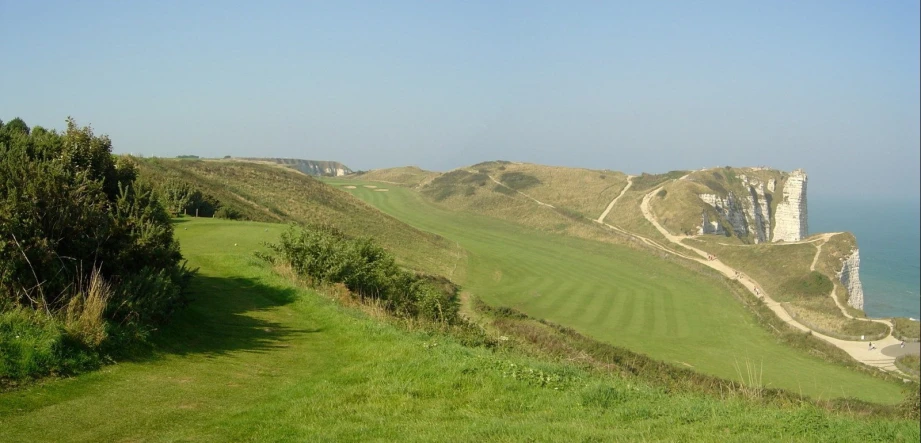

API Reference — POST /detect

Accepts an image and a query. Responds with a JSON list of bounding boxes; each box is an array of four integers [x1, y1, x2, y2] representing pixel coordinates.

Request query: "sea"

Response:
[[809, 197, 920, 319]]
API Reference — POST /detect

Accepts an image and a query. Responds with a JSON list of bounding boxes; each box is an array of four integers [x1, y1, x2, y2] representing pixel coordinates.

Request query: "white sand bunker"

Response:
[[374, 189, 389, 192], [343, 185, 357, 189], [363, 185, 377, 188]]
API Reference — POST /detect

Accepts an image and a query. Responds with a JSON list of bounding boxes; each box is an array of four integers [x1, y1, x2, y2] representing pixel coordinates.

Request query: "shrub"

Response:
[[264, 224, 459, 323], [0, 117, 192, 381], [499, 172, 541, 190], [778, 272, 833, 299], [214, 206, 242, 220]]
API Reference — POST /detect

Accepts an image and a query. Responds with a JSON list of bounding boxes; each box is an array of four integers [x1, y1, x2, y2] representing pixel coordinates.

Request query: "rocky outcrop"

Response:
[[699, 210, 725, 235], [771, 169, 808, 242], [838, 249, 865, 310], [699, 193, 748, 236], [697, 173, 774, 242], [739, 175, 772, 244]]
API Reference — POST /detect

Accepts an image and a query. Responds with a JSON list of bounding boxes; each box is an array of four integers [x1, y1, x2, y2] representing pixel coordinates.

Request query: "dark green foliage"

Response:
[[423, 170, 494, 201], [214, 206, 242, 220], [264, 225, 458, 323], [499, 172, 541, 190], [1, 117, 30, 136], [492, 184, 515, 196], [778, 271, 833, 299], [0, 117, 192, 381], [176, 155, 200, 159]]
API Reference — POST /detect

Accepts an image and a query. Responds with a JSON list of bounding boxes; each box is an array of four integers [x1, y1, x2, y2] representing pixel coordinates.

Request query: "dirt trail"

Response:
[[597, 176, 634, 223], [639, 182, 908, 375], [811, 235, 895, 329]]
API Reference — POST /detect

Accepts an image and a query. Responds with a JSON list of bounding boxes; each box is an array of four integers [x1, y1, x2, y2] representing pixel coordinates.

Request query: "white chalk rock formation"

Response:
[[698, 210, 725, 235], [838, 249, 865, 310], [772, 169, 808, 242], [739, 175, 772, 243], [699, 193, 748, 236]]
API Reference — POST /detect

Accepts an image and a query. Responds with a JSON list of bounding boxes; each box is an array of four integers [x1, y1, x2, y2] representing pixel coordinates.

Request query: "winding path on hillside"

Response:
[[638, 181, 911, 376], [597, 175, 634, 223], [810, 235, 897, 331]]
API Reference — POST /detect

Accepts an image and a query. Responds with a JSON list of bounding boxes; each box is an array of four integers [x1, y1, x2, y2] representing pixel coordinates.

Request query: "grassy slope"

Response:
[[137, 159, 462, 278], [352, 166, 441, 187], [331, 182, 906, 404], [390, 163, 645, 253], [1, 218, 916, 442]]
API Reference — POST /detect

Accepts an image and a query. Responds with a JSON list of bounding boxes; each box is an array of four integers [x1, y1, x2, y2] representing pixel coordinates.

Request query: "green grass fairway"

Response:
[[331, 181, 905, 403], [1, 218, 917, 441]]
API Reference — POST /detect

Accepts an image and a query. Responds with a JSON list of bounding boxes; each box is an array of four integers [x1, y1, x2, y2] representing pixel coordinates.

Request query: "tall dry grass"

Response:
[[63, 267, 111, 347]]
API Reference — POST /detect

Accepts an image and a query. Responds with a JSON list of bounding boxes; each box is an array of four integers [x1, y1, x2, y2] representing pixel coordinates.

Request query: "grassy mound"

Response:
[[350, 166, 441, 187]]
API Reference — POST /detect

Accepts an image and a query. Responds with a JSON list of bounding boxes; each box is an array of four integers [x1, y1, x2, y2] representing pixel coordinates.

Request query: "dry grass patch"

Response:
[[353, 166, 441, 187]]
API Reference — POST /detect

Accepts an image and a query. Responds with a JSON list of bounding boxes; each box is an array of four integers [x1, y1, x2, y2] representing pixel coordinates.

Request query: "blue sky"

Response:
[[2, 1, 918, 200]]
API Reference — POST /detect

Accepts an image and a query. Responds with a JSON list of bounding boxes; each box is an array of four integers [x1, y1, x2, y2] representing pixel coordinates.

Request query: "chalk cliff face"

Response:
[[240, 158, 352, 177], [740, 175, 772, 244], [696, 173, 774, 243], [771, 169, 808, 242], [698, 193, 748, 236], [839, 249, 865, 310]]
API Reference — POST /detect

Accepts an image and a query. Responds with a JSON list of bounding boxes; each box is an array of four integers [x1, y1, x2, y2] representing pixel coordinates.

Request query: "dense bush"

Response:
[[0, 117, 192, 381], [263, 224, 458, 323]]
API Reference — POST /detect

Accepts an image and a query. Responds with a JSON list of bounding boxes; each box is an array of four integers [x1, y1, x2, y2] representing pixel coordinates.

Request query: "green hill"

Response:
[[136, 158, 461, 278], [350, 165, 441, 188]]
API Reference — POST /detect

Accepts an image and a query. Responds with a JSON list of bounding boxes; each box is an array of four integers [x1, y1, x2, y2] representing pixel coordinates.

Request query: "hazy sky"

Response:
[[3, 1, 918, 200]]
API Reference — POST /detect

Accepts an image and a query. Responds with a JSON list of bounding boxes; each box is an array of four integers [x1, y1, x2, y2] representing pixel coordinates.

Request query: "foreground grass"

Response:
[[0, 218, 917, 442], [332, 181, 907, 404]]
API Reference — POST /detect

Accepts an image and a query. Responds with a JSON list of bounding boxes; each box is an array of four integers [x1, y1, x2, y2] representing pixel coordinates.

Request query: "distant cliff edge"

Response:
[[238, 157, 352, 177]]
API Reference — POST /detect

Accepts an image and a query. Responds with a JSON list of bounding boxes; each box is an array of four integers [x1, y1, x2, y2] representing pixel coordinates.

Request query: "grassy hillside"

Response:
[[422, 161, 629, 219], [331, 182, 909, 404], [358, 162, 654, 254], [137, 159, 462, 278], [352, 166, 441, 187], [1, 219, 916, 441]]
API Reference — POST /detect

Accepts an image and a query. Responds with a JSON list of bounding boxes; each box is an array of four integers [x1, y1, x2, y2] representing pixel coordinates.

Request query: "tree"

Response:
[[2, 117, 30, 135]]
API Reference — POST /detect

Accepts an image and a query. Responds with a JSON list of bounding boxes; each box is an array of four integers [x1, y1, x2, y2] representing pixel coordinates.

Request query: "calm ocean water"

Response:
[[809, 197, 920, 319]]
